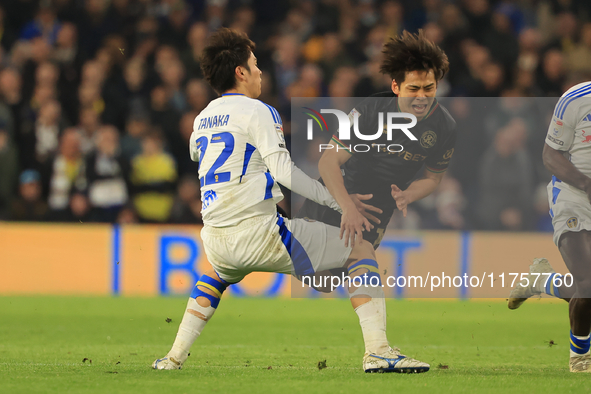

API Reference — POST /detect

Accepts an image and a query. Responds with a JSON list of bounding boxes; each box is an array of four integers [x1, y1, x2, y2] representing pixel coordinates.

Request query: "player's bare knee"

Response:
[[203, 269, 225, 283], [349, 239, 375, 262]]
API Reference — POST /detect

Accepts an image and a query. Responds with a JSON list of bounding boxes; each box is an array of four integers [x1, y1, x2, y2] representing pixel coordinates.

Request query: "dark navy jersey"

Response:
[[297, 92, 457, 248]]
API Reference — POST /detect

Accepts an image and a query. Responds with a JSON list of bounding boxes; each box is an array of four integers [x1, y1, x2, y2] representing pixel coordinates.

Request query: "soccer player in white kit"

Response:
[[152, 28, 429, 373], [508, 82, 591, 372]]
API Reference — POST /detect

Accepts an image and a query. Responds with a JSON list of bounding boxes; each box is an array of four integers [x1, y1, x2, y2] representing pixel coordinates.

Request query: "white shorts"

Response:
[[548, 180, 591, 245], [200, 214, 352, 283]]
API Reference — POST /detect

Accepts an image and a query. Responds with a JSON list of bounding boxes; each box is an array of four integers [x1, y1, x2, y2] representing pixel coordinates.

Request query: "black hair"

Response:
[[380, 30, 449, 85], [200, 28, 256, 94]]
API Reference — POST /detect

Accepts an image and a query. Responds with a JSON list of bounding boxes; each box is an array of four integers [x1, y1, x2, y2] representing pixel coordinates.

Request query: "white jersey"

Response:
[[546, 82, 591, 244], [546, 82, 591, 186], [189, 94, 289, 227]]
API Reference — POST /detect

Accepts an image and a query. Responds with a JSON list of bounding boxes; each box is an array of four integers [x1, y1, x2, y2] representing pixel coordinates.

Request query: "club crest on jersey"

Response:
[[420, 130, 437, 149], [443, 148, 454, 160], [583, 130, 591, 144], [567, 217, 578, 229]]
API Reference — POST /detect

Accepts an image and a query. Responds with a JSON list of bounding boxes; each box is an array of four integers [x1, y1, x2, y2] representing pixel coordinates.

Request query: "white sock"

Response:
[[167, 297, 216, 363], [354, 297, 389, 355], [569, 350, 591, 357]]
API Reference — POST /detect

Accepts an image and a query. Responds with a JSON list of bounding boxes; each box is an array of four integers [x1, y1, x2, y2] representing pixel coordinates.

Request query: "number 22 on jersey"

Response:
[[195, 132, 256, 187]]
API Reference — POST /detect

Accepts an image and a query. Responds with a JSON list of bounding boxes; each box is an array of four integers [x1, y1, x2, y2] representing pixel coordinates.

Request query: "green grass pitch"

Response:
[[0, 296, 587, 393]]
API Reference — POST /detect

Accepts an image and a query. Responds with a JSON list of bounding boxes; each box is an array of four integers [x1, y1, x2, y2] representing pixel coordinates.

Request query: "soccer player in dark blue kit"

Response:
[[298, 30, 456, 257]]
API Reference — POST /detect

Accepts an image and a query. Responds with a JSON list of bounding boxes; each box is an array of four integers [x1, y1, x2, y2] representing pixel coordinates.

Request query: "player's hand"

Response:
[[391, 184, 408, 217], [340, 203, 372, 248], [349, 193, 382, 225]]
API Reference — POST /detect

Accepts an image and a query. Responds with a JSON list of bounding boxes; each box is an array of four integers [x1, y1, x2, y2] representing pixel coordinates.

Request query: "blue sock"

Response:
[[189, 273, 228, 308], [544, 273, 563, 298], [570, 331, 591, 356], [348, 259, 382, 286]]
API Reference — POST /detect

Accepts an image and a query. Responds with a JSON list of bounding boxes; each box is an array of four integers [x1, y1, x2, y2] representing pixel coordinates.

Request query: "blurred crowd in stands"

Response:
[[0, 0, 590, 231]]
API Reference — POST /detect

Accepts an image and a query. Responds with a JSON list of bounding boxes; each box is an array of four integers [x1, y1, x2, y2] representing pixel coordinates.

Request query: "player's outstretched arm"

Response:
[[391, 170, 444, 217], [252, 103, 349, 213], [253, 101, 375, 246], [264, 151, 342, 212], [543, 143, 591, 202]]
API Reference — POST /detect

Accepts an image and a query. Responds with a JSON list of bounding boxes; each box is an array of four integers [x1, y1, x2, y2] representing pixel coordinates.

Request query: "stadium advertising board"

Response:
[[0, 224, 565, 298]]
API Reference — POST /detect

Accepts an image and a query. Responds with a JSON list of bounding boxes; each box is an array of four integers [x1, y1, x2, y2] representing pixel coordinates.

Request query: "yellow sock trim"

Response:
[[349, 265, 380, 276], [571, 338, 584, 350], [196, 281, 222, 298]]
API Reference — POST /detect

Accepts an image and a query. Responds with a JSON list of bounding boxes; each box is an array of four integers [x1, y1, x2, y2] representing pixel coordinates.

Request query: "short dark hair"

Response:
[[380, 30, 449, 85], [200, 28, 256, 94]]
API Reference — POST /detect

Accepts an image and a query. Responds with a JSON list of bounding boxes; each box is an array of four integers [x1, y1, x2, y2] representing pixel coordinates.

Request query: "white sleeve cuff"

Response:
[[263, 152, 342, 213]]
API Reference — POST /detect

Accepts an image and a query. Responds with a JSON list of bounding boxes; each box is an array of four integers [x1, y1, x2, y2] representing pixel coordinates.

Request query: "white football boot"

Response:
[[508, 258, 555, 310], [363, 346, 430, 373], [570, 354, 591, 372], [152, 355, 183, 370]]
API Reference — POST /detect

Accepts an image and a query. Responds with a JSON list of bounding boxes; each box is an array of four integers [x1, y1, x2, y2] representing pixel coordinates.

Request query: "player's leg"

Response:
[[557, 231, 591, 372], [153, 269, 230, 370], [154, 214, 289, 370], [508, 257, 575, 309], [345, 240, 387, 352], [344, 239, 430, 373], [290, 217, 429, 373]]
